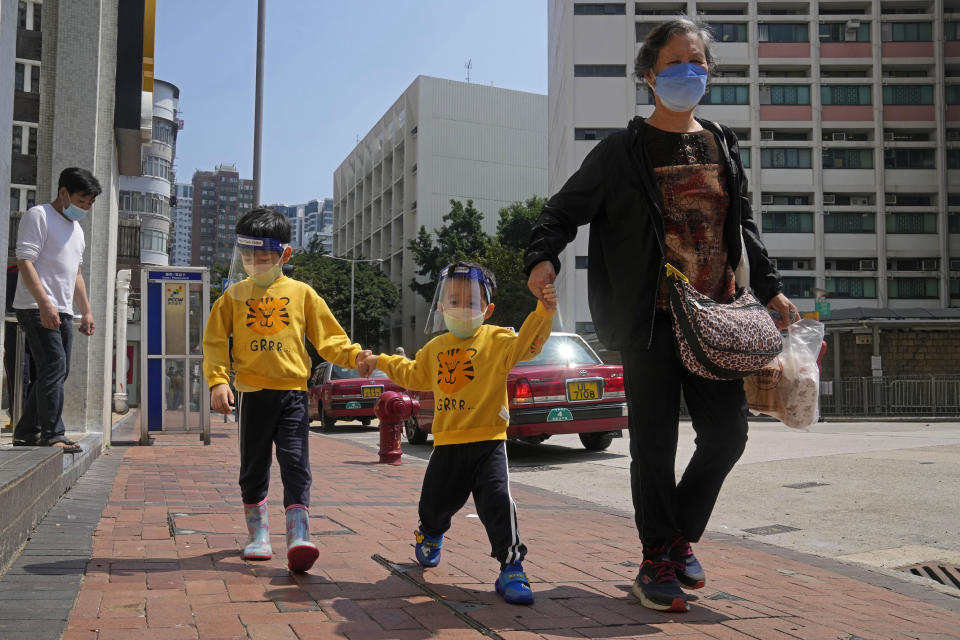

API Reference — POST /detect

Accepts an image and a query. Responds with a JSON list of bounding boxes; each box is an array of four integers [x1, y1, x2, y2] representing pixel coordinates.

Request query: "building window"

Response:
[[761, 148, 812, 168], [782, 276, 815, 298], [574, 3, 625, 15], [886, 212, 937, 233], [824, 212, 875, 233], [948, 86, 960, 105], [888, 278, 938, 298], [762, 211, 813, 233], [822, 149, 874, 169], [760, 85, 810, 105], [17, 1, 26, 28], [821, 85, 871, 105], [141, 156, 172, 180], [9, 189, 19, 214], [701, 85, 749, 105], [882, 85, 934, 105], [153, 118, 176, 146], [574, 64, 627, 77], [758, 23, 808, 42], [707, 22, 748, 42], [740, 148, 750, 168], [575, 256, 589, 269], [881, 22, 933, 42], [819, 22, 870, 42], [948, 150, 960, 170], [27, 127, 36, 155], [635, 22, 656, 41], [884, 148, 935, 170], [118, 225, 139, 258], [12, 125, 22, 154], [574, 127, 621, 141], [141, 230, 168, 253], [826, 277, 877, 298], [948, 22, 960, 41], [14, 63, 24, 91]]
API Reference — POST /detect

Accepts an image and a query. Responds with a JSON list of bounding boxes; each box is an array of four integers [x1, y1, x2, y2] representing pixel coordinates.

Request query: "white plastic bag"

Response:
[[744, 319, 825, 430]]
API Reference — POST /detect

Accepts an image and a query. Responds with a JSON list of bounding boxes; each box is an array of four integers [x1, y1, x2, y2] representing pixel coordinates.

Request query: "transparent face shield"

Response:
[[224, 234, 290, 300], [425, 265, 493, 338]]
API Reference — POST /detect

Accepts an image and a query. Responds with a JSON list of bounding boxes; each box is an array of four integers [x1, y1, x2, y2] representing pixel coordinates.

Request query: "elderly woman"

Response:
[[525, 18, 797, 613]]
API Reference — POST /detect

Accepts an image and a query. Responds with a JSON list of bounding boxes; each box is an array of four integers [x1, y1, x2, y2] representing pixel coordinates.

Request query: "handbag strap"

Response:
[[664, 262, 689, 283]]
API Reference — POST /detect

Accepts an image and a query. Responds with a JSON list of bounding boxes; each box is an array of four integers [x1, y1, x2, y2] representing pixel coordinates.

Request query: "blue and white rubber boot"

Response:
[[495, 562, 535, 605], [414, 529, 443, 567], [242, 499, 273, 560], [285, 504, 319, 572]]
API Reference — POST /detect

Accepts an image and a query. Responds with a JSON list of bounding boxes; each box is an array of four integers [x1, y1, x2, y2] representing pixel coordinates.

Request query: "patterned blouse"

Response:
[[643, 122, 736, 310]]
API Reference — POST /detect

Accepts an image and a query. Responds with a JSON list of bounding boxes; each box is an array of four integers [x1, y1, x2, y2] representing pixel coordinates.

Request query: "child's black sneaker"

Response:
[[631, 550, 689, 612], [414, 529, 443, 567], [670, 537, 705, 589]]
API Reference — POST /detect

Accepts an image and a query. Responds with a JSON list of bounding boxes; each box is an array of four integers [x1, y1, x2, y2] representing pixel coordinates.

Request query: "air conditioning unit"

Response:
[[859, 259, 877, 270], [885, 194, 898, 205], [761, 194, 775, 205], [921, 259, 938, 271], [832, 132, 847, 142], [846, 19, 861, 30], [851, 197, 869, 206], [761, 130, 775, 141], [883, 131, 896, 141], [823, 194, 836, 204]]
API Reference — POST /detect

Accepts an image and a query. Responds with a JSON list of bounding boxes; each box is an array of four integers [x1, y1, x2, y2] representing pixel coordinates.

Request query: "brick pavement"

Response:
[[27, 424, 960, 639]]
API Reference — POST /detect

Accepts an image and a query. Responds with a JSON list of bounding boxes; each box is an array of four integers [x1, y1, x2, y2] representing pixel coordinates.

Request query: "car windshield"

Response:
[[330, 365, 387, 380], [515, 334, 601, 367]]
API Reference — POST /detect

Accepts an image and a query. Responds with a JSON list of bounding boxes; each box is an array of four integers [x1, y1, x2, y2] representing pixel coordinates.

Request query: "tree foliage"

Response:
[[288, 251, 400, 352], [407, 196, 546, 333]]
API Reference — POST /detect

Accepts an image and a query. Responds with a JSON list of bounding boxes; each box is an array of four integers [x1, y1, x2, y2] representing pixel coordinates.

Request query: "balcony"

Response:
[[13, 91, 39, 123], [15, 30, 41, 60], [820, 42, 872, 59]]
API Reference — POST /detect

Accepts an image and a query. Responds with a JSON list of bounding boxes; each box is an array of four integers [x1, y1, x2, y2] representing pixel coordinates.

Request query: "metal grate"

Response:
[[742, 524, 801, 536], [783, 482, 830, 489], [898, 563, 960, 591]]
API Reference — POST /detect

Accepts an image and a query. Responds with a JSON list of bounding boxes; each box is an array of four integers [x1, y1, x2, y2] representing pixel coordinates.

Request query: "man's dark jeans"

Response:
[[14, 309, 73, 443]]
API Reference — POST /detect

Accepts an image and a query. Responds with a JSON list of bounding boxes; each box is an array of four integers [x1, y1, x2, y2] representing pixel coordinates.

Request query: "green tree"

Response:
[[484, 196, 545, 330], [408, 199, 490, 304], [288, 251, 399, 351]]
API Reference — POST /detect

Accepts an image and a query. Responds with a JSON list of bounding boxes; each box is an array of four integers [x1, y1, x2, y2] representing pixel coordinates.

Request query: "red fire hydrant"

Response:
[[374, 391, 419, 465]]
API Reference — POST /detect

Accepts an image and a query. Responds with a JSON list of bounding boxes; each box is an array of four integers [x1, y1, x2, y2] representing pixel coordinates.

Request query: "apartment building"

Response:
[[334, 76, 547, 349], [190, 164, 254, 267], [170, 183, 193, 266], [550, 0, 959, 340]]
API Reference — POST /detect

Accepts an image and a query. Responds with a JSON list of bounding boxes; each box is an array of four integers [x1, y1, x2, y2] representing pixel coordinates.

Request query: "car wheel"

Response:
[[359, 418, 371, 427], [404, 416, 428, 445], [518, 435, 548, 445], [579, 432, 614, 451], [320, 409, 336, 432]]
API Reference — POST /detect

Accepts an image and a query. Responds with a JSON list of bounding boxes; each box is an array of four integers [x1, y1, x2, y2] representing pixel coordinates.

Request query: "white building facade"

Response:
[[334, 76, 547, 350], [118, 78, 178, 266], [170, 182, 192, 265], [549, 0, 960, 335]]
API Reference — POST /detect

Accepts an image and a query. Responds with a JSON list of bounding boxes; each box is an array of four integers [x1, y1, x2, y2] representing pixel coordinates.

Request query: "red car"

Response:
[[402, 332, 627, 451], [308, 363, 403, 431]]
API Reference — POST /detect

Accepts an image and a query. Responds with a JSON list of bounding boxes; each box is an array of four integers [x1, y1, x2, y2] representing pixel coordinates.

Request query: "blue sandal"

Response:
[[495, 562, 534, 605]]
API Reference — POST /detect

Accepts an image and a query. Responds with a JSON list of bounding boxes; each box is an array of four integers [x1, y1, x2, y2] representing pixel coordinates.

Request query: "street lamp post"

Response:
[[325, 255, 383, 338]]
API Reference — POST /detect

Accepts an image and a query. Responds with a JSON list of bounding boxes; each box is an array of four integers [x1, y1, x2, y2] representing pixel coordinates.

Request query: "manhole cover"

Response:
[[783, 482, 829, 489], [168, 512, 356, 536], [706, 591, 744, 601], [510, 465, 561, 472], [742, 524, 801, 536], [898, 563, 960, 591]]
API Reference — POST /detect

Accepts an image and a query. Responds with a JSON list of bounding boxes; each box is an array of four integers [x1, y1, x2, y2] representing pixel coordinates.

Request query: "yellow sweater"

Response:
[[377, 302, 554, 446], [203, 276, 362, 391]]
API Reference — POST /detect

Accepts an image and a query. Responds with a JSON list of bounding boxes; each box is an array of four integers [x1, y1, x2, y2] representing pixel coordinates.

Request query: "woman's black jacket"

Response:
[[523, 116, 783, 352]]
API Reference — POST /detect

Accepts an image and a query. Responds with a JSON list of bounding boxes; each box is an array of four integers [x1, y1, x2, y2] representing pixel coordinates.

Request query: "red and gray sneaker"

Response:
[[631, 550, 689, 612], [670, 537, 705, 589]]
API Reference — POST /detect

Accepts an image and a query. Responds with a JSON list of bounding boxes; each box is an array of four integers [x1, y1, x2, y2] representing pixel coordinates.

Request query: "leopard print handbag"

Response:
[[664, 263, 782, 381]]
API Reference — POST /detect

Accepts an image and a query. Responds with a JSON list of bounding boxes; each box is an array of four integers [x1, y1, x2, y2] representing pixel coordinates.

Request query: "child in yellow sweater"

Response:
[[358, 262, 556, 605], [203, 207, 369, 572]]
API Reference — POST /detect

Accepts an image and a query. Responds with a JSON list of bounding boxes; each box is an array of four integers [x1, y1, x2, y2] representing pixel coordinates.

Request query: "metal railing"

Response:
[[819, 376, 960, 417]]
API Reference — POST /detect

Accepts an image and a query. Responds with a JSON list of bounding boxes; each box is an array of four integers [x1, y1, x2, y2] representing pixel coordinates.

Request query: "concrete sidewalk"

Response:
[[10, 424, 960, 640]]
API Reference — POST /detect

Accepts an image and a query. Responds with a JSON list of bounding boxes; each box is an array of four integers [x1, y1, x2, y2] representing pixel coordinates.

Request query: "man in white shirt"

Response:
[[12, 167, 98, 453]]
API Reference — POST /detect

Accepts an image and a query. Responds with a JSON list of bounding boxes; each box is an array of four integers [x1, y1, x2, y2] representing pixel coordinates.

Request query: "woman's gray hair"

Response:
[[635, 17, 717, 82]]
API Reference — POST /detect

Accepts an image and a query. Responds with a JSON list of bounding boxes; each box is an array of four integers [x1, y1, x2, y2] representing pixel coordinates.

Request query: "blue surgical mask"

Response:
[[651, 63, 708, 113], [63, 203, 89, 222]]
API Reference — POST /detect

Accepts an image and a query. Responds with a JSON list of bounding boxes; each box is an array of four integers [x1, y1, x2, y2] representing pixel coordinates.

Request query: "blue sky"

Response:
[[155, 1, 547, 205]]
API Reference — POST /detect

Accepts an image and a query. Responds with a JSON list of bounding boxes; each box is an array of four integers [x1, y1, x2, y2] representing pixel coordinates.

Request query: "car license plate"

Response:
[[345, 401, 361, 409], [566, 378, 602, 402], [361, 386, 383, 398]]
